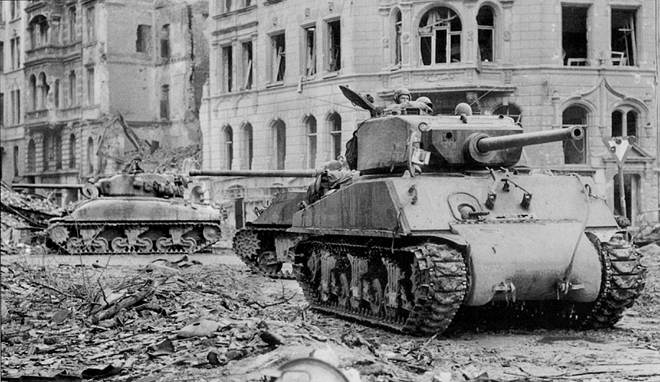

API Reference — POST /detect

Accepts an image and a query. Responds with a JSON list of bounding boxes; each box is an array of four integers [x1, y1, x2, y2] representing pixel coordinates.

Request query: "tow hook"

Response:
[[555, 279, 585, 298], [493, 281, 517, 303]]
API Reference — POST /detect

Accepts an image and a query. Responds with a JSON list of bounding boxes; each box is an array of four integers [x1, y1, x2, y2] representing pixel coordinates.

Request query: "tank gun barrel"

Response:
[[189, 169, 323, 178], [11, 183, 85, 190], [475, 126, 583, 154]]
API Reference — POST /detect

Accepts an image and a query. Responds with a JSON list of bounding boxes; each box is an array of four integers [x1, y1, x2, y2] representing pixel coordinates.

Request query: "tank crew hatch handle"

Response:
[[486, 168, 534, 210]]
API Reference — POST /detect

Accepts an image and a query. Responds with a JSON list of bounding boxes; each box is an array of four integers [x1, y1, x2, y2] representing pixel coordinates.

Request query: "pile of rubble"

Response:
[[1, 183, 63, 254]]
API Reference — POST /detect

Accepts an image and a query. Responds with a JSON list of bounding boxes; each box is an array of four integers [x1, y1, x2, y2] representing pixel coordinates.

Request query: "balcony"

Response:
[[25, 109, 49, 123], [25, 42, 82, 66]]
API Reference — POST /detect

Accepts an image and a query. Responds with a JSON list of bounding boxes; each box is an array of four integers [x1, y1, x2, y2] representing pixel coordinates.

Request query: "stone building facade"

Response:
[[0, 0, 208, 205], [200, 0, 659, 225]]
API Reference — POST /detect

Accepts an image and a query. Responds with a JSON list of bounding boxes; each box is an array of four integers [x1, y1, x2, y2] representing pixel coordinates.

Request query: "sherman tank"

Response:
[[44, 169, 222, 255], [191, 87, 645, 335]]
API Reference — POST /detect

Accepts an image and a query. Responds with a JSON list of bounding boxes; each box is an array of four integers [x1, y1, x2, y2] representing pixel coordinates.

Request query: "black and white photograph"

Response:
[[1, 0, 659, 381]]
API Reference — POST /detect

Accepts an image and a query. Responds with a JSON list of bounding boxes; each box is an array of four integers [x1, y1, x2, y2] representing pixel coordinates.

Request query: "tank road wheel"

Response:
[[91, 238, 109, 254], [202, 225, 222, 245], [66, 238, 84, 254], [296, 241, 468, 335]]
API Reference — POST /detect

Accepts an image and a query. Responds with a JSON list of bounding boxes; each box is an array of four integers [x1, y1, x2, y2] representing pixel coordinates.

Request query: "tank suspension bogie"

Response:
[[233, 228, 302, 279], [295, 240, 469, 335]]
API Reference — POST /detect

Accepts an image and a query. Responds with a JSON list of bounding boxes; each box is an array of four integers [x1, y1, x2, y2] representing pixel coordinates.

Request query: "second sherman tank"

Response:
[[46, 165, 222, 256], [192, 87, 646, 335]]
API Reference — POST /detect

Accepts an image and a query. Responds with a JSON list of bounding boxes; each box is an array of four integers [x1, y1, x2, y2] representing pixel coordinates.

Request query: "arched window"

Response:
[[477, 6, 495, 62], [419, 7, 462, 65], [27, 139, 36, 173], [304, 115, 317, 169], [611, 109, 639, 137], [272, 120, 286, 170], [562, 105, 588, 164], [392, 8, 402, 66], [69, 133, 76, 168], [222, 125, 233, 170], [87, 136, 94, 174], [29, 15, 49, 48], [240, 123, 253, 170], [327, 112, 342, 160], [493, 103, 522, 124], [29, 74, 37, 110], [38, 72, 48, 109]]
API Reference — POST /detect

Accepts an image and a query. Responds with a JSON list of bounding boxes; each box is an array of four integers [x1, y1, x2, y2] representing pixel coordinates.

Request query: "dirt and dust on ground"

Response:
[[1, 242, 660, 382]]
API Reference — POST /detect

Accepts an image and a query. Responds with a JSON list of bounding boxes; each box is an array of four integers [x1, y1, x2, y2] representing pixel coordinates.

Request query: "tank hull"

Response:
[[291, 173, 646, 334], [47, 197, 222, 255]]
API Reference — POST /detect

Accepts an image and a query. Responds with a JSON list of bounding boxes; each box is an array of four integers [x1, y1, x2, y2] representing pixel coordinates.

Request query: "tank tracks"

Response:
[[232, 227, 299, 279], [47, 221, 222, 256], [294, 240, 468, 335]]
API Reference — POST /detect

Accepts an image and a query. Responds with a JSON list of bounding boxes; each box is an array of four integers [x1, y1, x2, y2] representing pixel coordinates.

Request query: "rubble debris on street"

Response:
[[1, 248, 660, 382]]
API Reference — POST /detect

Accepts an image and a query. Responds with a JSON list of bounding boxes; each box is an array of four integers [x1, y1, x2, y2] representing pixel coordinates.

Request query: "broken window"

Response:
[[136, 25, 152, 53], [86, 67, 95, 105], [87, 137, 94, 174], [54, 133, 62, 170], [328, 112, 342, 160], [29, 15, 49, 48], [562, 6, 589, 66], [326, 20, 341, 72], [69, 133, 76, 168], [393, 9, 402, 66], [241, 123, 253, 170], [222, 45, 233, 92], [160, 24, 170, 58], [69, 71, 77, 106], [241, 41, 253, 89], [223, 125, 233, 170], [303, 25, 317, 76], [271, 33, 285, 82], [160, 84, 170, 119], [54, 79, 60, 108], [68, 7, 76, 42], [273, 120, 286, 170], [493, 103, 522, 124], [419, 7, 462, 65], [13, 146, 19, 177], [562, 105, 588, 164], [477, 6, 494, 62], [611, 109, 638, 137], [27, 139, 36, 173], [611, 9, 636, 66], [85, 6, 95, 42], [38, 72, 48, 110], [305, 115, 317, 169]]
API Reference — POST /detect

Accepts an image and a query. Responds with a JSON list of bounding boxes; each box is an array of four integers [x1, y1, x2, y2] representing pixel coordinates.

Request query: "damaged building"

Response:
[[0, 0, 209, 205], [200, 0, 659, 226]]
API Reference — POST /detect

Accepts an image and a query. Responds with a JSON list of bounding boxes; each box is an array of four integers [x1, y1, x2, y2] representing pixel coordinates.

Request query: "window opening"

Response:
[[223, 125, 233, 170], [304, 26, 317, 76], [562, 6, 589, 66], [419, 7, 462, 65], [273, 120, 286, 169], [29, 15, 49, 48], [327, 20, 341, 72], [271, 33, 285, 82], [242, 41, 253, 89], [613, 174, 638, 221], [477, 6, 494, 62], [86, 67, 95, 105], [0, 42, 4, 72], [611, 9, 636, 66], [68, 7, 76, 42], [69, 71, 76, 106], [54, 133, 62, 170], [54, 79, 60, 108], [27, 139, 36, 173], [30, 75, 37, 110], [305, 115, 317, 169], [241, 124, 253, 170], [222, 45, 233, 92], [0, 93, 3, 128], [562, 105, 588, 164], [38, 72, 48, 110], [328, 113, 342, 160], [160, 85, 170, 119], [394, 10, 402, 65], [86, 6, 95, 41], [69, 133, 76, 168], [13, 146, 19, 176], [160, 24, 170, 58], [136, 25, 152, 53], [87, 137, 94, 174]]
